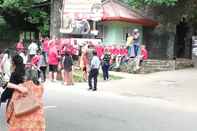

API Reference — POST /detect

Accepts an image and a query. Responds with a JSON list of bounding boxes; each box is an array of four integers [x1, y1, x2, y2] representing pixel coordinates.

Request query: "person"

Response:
[[126, 33, 134, 57], [19, 50, 28, 65], [0, 54, 25, 107], [0, 49, 12, 81], [42, 37, 49, 59], [16, 39, 25, 53], [101, 48, 111, 80], [132, 29, 140, 57], [38, 51, 48, 83], [140, 45, 148, 66], [28, 40, 39, 61], [48, 42, 59, 82], [80, 47, 89, 81], [63, 50, 74, 85], [88, 50, 100, 91], [0, 68, 46, 131]]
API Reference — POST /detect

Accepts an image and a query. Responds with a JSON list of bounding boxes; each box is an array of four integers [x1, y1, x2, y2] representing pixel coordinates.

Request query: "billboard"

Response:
[[60, 0, 103, 34]]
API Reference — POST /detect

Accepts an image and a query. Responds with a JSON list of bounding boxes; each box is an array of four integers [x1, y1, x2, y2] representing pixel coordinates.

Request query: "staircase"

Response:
[[139, 59, 194, 74], [139, 59, 175, 74]]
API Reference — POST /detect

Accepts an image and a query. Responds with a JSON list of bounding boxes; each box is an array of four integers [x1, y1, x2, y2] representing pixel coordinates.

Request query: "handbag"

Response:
[[13, 82, 41, 117]]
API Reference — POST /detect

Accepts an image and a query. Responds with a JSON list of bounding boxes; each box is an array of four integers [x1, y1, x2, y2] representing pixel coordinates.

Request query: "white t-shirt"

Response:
[[19, 52, 28, 64], [28, 42, 38, 55]]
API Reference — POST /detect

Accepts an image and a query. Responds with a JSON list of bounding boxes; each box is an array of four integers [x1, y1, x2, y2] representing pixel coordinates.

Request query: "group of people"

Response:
[[15, 37, 75, 85]]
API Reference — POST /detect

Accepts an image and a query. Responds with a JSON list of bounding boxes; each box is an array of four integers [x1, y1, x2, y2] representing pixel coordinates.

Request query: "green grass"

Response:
[[73, 69, 123, 82]]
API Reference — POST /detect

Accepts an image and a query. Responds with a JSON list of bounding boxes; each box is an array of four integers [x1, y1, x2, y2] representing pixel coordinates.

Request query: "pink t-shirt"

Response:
[[48, 46, 59, 65], [16, 42, 25, 51], [31, 55, 40, 65], [141, 48, 148, 60]]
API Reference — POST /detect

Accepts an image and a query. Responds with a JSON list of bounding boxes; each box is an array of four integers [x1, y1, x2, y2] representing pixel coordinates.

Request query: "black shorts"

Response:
[[49, 65, 58, 72]]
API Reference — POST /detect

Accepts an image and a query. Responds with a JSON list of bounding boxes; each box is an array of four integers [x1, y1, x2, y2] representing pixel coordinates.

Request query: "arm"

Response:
[[6, 83, 28, 93]]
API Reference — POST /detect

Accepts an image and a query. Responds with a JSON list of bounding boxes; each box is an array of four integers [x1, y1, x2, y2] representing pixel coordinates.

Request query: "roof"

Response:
[[102, 0, 159, 27]]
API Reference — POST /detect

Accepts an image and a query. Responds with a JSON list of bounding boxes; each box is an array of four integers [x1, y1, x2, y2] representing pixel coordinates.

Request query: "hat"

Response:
[[133, 29, 139, 32]]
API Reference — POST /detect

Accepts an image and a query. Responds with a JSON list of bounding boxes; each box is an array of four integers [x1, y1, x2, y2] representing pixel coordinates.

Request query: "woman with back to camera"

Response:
[[5, 68, 45, 131]]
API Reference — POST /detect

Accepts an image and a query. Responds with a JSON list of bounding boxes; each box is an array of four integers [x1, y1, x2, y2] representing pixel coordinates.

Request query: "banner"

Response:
[[60, 0, 103, 34]]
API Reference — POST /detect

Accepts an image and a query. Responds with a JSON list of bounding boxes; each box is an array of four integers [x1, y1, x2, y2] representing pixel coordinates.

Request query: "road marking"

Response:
[[44, 106, 57, 109]]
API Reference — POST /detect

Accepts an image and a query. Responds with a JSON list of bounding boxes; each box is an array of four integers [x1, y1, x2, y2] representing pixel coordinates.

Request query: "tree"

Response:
[[0, 0, 50, 36], [120, 0, 178, 7]]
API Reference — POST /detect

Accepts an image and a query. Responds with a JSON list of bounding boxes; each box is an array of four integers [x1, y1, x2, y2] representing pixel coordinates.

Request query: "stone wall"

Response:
[[142, 1, 195, 60]]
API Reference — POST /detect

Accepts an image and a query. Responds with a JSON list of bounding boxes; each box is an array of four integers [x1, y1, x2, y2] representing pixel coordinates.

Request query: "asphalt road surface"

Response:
[[1, 82, 197, 131]]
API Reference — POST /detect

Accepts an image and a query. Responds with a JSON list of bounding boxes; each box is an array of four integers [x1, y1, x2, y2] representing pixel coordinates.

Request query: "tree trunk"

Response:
[[50, 0, 62, 38]]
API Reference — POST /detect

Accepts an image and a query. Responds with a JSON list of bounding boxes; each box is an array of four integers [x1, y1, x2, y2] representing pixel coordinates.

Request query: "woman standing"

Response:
[[80, 47, 89, 81], [38, 51, 48, 82], [63, 51, 74, 85], [0, 68, 45, 131]]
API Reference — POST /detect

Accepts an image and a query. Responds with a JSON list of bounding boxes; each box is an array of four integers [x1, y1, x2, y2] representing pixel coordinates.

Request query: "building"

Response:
[[99, 0, 158, 46]]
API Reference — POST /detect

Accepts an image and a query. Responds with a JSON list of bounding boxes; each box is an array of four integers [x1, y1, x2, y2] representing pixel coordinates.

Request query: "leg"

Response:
[[54, 72, 57, 81], [102, 65, 106, 80], [61, 69, 65, 81], [106, 64, 110, 80], [70, 70, 74, 85], [49, 72, 53, 81], [88, 70, 93, 89], [64, 70, 68, 85], [93, 69, 99, 91]]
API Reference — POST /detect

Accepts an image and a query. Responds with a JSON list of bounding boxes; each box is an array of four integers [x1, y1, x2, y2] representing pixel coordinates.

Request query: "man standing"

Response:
[[28, 40, 38, 61], [133, 29, 140, 57], [88, 50, 100, 91], [101, 48, 111, 80]]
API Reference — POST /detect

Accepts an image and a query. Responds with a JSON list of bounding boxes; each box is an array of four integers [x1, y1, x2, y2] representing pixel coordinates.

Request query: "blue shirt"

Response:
[[91, 56, 100, 69]]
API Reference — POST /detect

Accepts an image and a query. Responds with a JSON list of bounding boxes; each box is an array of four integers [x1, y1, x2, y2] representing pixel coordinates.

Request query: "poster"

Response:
[[60, 0, 103, 34]]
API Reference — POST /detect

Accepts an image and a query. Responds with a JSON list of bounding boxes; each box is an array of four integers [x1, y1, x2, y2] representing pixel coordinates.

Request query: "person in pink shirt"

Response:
[[16, 39, 25, 52], [48, 43, 59, 82], [140, 44, 148, 65]]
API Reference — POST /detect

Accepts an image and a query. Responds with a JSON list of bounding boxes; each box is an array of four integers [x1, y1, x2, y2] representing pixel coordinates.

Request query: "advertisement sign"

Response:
[[60, 0, 103, 34]]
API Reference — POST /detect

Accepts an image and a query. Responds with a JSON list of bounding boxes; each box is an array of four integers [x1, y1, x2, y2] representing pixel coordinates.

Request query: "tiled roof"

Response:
[[102, 0, 159, 27]]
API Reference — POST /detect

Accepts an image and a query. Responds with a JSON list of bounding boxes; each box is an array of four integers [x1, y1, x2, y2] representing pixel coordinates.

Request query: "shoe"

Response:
[[88, 88, 92, 91], [92, 89, 97, 91]]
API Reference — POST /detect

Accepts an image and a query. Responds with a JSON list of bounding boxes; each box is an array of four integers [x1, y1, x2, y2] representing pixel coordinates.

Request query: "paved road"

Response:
[[44, 86, 197, 131], [1, 80, 197, 131]]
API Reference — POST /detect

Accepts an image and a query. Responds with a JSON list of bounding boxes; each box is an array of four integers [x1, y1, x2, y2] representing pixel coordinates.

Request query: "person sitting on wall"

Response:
[[126, 33, 134, 57], [139, 44, 148, 66]]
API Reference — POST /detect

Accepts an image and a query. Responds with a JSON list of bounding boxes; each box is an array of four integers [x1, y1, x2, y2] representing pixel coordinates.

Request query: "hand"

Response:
[[0, 73, 8, 88]]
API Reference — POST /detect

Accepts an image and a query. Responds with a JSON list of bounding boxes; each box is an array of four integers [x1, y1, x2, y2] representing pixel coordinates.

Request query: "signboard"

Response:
[[60, 0, 103, 34]]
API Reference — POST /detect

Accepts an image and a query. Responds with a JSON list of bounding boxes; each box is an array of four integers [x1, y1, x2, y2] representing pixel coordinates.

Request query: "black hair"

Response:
[[12, 54, 25, 82], [25, 68, 40, 85], [93, 50, 97, 56]]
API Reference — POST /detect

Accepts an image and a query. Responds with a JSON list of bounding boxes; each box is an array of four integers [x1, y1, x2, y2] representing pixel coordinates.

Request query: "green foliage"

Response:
[[0, 0, 49, 35], [120, 0, 178, 7]]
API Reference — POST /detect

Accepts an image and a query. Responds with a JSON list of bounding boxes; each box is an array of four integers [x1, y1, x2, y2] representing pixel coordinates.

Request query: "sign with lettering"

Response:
[[60, 0, 103, 34]]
